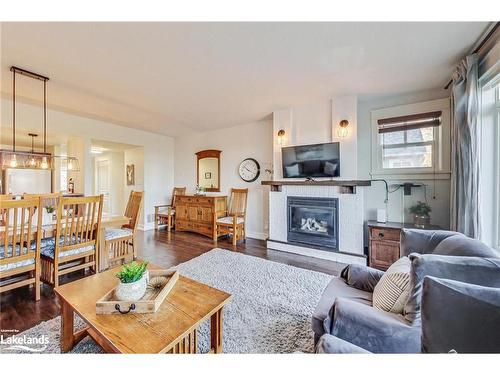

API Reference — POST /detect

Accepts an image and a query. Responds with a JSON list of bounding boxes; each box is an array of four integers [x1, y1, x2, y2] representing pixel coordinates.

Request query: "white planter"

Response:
[[115, 272, 149, 301], [42, 209, 54, 225]]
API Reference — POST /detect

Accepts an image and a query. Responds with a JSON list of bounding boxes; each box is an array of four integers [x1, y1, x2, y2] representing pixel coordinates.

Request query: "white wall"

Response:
[[1, 98, 174, 229], [271, 89, 451, 242], [124, 147, 145, 220], [174, 120, 273, 239], [357, 89, 452, 230]]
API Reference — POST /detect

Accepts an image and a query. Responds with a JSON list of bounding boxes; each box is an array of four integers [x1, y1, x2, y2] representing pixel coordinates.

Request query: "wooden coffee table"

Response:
[[54, 262, 232, 353]]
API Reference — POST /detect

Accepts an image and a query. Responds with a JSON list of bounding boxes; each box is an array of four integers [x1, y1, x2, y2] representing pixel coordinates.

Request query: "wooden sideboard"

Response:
[[175, 195, 227, 239], [367, 221, 441, 270]]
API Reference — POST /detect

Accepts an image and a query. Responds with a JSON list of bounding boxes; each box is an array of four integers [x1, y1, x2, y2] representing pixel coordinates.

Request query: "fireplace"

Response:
[[287, 196, 339, 251]]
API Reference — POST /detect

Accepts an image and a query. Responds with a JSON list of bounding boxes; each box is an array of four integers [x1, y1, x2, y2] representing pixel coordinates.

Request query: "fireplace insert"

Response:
[[287, 196, 339, 251]]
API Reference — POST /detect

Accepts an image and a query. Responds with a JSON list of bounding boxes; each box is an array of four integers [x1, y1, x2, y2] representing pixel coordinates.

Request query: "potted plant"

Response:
[[43, 205, 56, 223], [409, 201, 432, 228], [115, 261, 149, 301]]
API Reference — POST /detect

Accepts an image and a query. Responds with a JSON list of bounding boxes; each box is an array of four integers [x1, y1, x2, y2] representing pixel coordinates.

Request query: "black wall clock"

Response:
[[238, 158, 260, 182]]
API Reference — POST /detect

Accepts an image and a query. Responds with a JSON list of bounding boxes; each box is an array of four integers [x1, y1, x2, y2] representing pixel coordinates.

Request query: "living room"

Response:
[[1, 2, 499, 374]]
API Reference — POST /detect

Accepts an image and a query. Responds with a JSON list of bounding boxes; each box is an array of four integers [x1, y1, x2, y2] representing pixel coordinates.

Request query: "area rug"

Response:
[[4, 249, 332, 354]]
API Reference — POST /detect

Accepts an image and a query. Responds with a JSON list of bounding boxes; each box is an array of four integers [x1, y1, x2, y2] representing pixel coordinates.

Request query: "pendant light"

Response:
[[1, 67, 54, 170]]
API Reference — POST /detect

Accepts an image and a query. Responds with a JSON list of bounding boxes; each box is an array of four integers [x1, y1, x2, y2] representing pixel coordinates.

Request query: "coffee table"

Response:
[[54, 262, 232, 353]]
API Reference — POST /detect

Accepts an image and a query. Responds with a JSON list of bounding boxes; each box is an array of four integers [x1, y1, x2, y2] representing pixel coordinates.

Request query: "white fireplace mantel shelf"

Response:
[[261, 179, 371, 193]]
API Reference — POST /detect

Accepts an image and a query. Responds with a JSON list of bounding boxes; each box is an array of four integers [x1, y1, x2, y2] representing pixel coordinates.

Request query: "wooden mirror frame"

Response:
[[196, 149, 221, 192]]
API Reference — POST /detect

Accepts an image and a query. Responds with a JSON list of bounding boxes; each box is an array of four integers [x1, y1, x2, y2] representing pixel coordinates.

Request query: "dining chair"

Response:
[[214, 188, 248, 246], [105, 190, 143, 268], [40, 195, 103, 287], [154, 187, 186, 232], [0, 196, 43, 300]]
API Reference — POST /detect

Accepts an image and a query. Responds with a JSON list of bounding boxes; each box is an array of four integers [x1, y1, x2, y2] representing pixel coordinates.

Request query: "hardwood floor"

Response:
[[0, 230, 345, 336]]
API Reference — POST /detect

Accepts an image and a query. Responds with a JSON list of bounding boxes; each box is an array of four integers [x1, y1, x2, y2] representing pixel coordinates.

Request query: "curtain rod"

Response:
[[444, 22, 499, 90]]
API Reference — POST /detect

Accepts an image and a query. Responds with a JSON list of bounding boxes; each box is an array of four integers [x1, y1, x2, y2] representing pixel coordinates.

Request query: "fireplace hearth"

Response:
[[287, 196, 339, 251]]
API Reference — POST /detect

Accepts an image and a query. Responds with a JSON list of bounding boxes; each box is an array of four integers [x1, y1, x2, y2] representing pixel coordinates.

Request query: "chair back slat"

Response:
[[54, 195, 103, 259], [171, 187, 186, 208], [124, 191, 144, 231], [228, 188, 248, 217], [0, 197, 42, 265]]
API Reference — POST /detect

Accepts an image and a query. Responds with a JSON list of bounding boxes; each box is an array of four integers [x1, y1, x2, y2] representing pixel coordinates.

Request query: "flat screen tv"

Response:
[[282, 142, 340, 178]]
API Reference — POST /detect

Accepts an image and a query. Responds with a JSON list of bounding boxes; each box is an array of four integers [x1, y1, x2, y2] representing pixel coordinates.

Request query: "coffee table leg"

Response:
[[61, 300, 75, 353], [210, 307, 223, 354]]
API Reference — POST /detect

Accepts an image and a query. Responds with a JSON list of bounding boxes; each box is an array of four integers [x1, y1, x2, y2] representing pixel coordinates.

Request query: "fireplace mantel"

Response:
[[261, 179, 371, 193]]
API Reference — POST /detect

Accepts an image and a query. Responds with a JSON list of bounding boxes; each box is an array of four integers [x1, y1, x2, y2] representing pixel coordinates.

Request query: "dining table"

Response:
[[1, 214, 131, 272]]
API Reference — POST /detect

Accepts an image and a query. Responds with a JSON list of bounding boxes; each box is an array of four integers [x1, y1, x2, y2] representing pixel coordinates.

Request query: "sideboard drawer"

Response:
[[370, 241, 400, 270], [370, 227, 400, 242]]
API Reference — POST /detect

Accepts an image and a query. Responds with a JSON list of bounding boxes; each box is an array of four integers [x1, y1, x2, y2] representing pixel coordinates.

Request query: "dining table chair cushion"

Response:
[[104, 228, 133, 241], [40, 236, 95, 259], [216, 216, 245, 225], [0, 256, 35, 273]]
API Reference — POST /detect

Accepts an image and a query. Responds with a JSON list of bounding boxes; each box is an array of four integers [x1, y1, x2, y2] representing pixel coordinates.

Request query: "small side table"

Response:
[[367, 221, 441, 270]]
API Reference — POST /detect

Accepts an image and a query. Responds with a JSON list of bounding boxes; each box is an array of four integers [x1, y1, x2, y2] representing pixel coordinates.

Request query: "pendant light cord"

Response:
[[44, 79, 47, 153], [12, 69, 16, 152]]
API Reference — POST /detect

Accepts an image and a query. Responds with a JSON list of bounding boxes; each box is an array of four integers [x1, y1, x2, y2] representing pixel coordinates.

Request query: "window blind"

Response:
[[377, 111, 442, 134]]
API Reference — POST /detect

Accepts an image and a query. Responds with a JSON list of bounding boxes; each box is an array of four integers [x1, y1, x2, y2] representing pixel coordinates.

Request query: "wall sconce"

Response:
[[337, 120, 349, 138], [277, 129, 286, 146]]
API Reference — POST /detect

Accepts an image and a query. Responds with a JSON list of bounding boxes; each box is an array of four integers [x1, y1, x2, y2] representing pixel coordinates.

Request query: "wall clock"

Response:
[[238, 158, 260, 182]]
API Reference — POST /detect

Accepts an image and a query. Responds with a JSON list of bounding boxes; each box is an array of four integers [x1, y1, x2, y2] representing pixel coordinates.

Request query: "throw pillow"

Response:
[[404, 254, 500, 323], [421, 276, 500, 353], [372, 256, 411, 314]]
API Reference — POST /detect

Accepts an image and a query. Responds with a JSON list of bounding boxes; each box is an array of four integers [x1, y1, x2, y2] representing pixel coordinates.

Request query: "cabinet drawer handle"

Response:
[[378, 232, 384, 238]]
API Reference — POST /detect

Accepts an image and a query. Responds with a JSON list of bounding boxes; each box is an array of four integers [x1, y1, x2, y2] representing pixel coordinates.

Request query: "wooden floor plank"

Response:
[[0, 230, 344, 336]]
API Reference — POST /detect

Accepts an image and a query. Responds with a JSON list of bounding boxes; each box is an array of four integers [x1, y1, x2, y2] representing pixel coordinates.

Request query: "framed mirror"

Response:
[[196, 150, 221, 192]]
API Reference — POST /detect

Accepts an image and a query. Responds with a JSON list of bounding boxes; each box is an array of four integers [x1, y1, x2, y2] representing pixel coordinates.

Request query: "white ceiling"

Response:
[[0, 22, 490, 137]]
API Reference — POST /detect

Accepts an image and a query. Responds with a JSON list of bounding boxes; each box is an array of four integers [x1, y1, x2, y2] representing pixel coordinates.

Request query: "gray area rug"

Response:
[[3, 249, 332, 354]]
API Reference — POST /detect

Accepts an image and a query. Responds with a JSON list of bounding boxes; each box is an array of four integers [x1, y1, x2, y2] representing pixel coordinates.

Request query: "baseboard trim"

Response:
[[267, 239, 366, 265], [138, 222, 155, 231], [245, 230, 267, 241]]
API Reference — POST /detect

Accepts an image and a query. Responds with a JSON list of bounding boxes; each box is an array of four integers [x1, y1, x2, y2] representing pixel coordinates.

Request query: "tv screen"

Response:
[[282, 142, 340, 178]]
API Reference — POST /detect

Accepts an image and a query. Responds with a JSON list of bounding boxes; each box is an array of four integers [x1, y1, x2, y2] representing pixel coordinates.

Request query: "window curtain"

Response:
[[450, 54, 481, 238]]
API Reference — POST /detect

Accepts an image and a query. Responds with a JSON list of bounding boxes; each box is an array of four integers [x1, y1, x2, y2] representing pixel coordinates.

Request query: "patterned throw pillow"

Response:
[[373, 256, 411, 314]]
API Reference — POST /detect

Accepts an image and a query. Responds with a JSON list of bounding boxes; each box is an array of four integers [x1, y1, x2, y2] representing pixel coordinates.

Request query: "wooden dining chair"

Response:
[[0, 196, 43, 300], [214, 188, 248, 245], [154, 187, 186, 232], [40, 195, 103, 287], [105, 190, 143, 268]]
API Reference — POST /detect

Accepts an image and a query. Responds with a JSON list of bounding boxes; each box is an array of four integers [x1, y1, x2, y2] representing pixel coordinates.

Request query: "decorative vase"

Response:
[[413, 214, 430, 229], [115, 272, 149, 301]]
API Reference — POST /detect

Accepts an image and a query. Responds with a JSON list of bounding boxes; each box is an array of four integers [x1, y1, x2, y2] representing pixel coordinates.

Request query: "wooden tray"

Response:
[[96, 270, 179, 315]]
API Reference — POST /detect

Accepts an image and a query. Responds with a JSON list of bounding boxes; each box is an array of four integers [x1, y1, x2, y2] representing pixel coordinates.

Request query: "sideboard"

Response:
[[175, 195, 227, 239]]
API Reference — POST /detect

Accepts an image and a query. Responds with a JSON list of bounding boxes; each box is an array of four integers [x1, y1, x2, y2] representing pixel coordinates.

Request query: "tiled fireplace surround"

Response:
[[267, 185, 367, 265]]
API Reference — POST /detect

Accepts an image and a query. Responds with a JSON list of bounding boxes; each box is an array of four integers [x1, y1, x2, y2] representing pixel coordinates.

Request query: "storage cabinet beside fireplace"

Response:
[[175, 195, 227, 239]]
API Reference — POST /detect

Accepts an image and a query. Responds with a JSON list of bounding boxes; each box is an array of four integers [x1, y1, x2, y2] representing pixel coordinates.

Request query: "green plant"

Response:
[[45, 205, 55, 213], [409, 201, 432, 216], [116, 261, 148, 283]]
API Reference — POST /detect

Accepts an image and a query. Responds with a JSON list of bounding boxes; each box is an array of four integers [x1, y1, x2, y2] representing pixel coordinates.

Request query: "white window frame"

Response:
[[370, 98, 451, 180], [479, 71, 500, 251]]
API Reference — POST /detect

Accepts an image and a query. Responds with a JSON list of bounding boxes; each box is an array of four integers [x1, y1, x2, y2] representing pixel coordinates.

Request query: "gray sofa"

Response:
[[312, 229, 500, 353]]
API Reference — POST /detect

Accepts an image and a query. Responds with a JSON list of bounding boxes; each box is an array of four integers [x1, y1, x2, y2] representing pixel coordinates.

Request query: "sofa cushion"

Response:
[[400, 229, 461, 256], [373, 256, 411, 314], [312, 277, 372, 337], [422, 276, 500, 353], [404, 254, 500, 323], [433, 235, 499, 258]]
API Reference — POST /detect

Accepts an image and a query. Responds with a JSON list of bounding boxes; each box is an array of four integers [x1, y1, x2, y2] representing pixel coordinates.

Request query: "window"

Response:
[[479, 74, 500, 250], [371, 98, 451, 179]]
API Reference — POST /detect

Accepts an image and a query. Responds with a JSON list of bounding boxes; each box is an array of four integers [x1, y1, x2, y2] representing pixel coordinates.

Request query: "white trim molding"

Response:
[[370, 98, 451, 180]]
